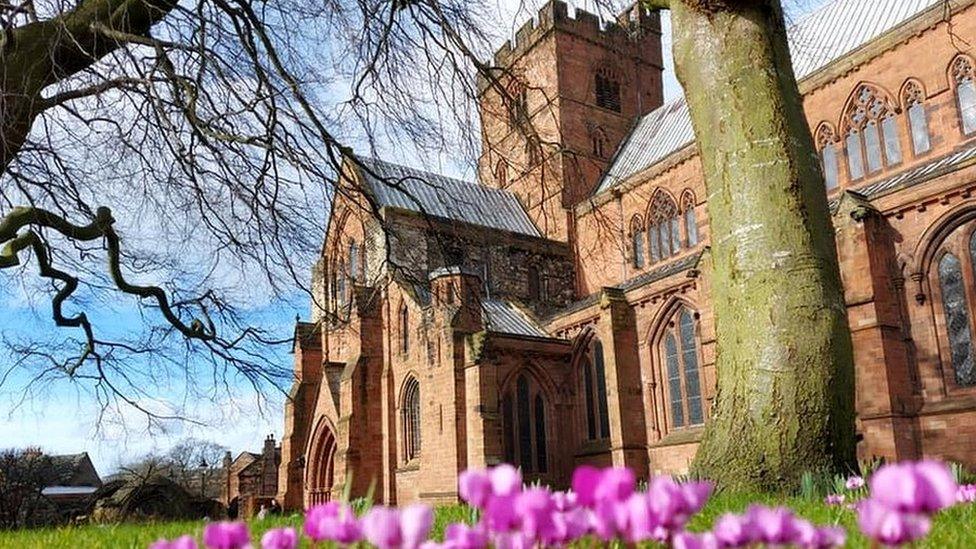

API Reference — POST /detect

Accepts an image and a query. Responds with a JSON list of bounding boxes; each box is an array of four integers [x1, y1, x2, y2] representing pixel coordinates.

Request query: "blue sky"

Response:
[[0, 0, 832, 476]]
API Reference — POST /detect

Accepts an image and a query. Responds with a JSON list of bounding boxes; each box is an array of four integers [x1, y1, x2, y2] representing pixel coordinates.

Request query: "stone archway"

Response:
[[305, 418, 337, 507]]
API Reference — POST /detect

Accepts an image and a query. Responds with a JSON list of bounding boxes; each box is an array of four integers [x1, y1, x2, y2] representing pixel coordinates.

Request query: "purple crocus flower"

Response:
[[745, 506, 802, 545], [441, 523, 488, 549], [260, 527, 297, 549], [870, 461, 957, 514], [149, 535, 198, 549], [514, 486, 556, 540], [712, 512, 753, 547], [489, 464, 522, 497], [672, 531, 719, 549], [845, 475, 865, 490], [458, 469, 493, 509], [957, 484, 976, 503], [400, 503, 435, 549], [570, 465, 603, 507], [304, 501, 362, 543], [824, 493, 846, 506], [363, 507, 404, 549], [203, 522, 251, 549], [857, 498, 931, 546]]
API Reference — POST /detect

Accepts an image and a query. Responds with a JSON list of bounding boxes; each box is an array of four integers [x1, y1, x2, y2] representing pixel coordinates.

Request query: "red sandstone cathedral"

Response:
[[277, 0, 976, 508]]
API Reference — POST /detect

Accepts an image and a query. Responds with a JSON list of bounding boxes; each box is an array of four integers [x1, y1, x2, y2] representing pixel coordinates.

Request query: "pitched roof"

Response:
[[596, 0, 944, 194], [482, 299, 550, 338], [355, 157, 541, 237]]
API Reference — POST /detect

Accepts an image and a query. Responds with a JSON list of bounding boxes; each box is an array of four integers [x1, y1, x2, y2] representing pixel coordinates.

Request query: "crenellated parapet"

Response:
[[489, 0, 661, 70]]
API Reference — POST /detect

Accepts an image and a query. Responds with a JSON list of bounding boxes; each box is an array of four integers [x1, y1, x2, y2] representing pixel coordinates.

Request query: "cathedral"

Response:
[[277, 0, 976, 508]]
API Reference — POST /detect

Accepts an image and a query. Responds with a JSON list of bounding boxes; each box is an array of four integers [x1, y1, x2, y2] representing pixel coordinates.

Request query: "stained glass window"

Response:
[[683, 194, 698, 246], [903, 82, 930, 155], [952, 56, 976, 135], [660, 308, 705, 430], [649, 190, 680, 262], [594, 341, 611, 439], [534, 395, 548, 473], [506, 374, 549, 474], [843, 84, 901, 177], [402, 377, 421, 461], [665, 333, 684, 428], [632, 217, 646, 269], [816, 125, 839, 190]]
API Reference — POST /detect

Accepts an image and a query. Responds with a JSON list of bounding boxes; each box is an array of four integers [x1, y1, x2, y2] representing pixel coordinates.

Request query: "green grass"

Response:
[[2, 496, 976, 548]]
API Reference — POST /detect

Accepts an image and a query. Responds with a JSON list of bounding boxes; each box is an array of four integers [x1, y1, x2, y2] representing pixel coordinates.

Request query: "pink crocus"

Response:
[[870, 460, 957, 514], [441, 523, 488, 549], [401, 504, 435, 549], [489, 464, 522, 497], [957, 484, 976, 503], [845, 475, 865, 490], [304, 501, 362, 543], [857, 498, 931, 546], [458, 469, 493, 509], [260, 528, 297, 549], [672, 531, 719, 549], [362, 504, 433, 549], [202, 522, 251, 549], [712, 512, 753, 547], [824, 493, 846, 506], [745, 505, 802, 545], [149, 535, 198, 549]]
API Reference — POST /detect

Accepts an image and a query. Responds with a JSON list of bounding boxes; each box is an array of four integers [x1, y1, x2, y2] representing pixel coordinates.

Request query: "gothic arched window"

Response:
[[660, 308, 704, 429], [816, 123, 840, 190], [494, 160, 508, 187], [595, 70, 621, 112], [952, 55, 976, 135], [592, 127, 609, 158], [931, 220, 976, 388], [648, 190, 680, 263], [401, 377, 421, 461], [842, 84, 902, 179], [631, 216, 646, 269], [681, 192, 698, 246], [336, 259, 348, 310], [580, 337, 611, 441], [502, 373, 548, 473], [505, 78, 528, 127], [902, 80, 931, 155], [399, 304, 409, 355]]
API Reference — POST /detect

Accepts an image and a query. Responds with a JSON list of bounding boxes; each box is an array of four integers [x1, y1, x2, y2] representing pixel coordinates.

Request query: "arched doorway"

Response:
[[305, 418, 337, 506]]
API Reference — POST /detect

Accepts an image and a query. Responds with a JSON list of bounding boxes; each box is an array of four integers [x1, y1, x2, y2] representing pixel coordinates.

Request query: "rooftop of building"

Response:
[[355, 156, 542, 238], [596, 0, 947, 194]]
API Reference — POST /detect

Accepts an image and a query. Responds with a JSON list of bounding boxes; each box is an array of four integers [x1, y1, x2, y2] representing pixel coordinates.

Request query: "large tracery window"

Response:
[[502, 373, 549, 474], [952, 56, 976, 136], [816, 124, 840, 190], [660, 308, 704, 429], [932, 221, 976, 388], [401, 377, 421, 462], [580, 337, 611, 441], [648, 191, 680, 263], [902, 81, 931, 156], [843, 84, 902, 179]]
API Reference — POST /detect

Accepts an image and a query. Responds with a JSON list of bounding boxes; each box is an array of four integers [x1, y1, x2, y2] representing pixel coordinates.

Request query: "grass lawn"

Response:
[[2, 494, 976, 548]]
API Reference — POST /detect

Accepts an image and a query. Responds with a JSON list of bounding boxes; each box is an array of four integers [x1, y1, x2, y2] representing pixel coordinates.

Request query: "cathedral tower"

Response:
[[478, 0, 664, 242]]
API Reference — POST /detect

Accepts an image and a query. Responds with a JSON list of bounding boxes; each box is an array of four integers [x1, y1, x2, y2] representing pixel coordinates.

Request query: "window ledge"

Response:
[[397, 462, 420, 473], [650, 427, 704, 449]]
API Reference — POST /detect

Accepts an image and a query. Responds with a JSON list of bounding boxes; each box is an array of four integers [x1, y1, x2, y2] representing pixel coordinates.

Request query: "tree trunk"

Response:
[[668, 0, 856, 491]]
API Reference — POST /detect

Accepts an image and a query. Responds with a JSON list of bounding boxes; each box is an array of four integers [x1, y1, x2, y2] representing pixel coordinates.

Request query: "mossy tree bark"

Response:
[[662, 0, 857, 491]]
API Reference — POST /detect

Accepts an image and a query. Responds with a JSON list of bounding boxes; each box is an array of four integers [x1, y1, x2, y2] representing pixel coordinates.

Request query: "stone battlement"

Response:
[[492, 0, 660, 67]]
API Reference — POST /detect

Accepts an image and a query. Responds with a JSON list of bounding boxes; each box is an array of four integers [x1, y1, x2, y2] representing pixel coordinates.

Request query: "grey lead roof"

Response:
[[356, 157, 541, 237], [483, 299, 550, 338], [597, 0, 944, 194]]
